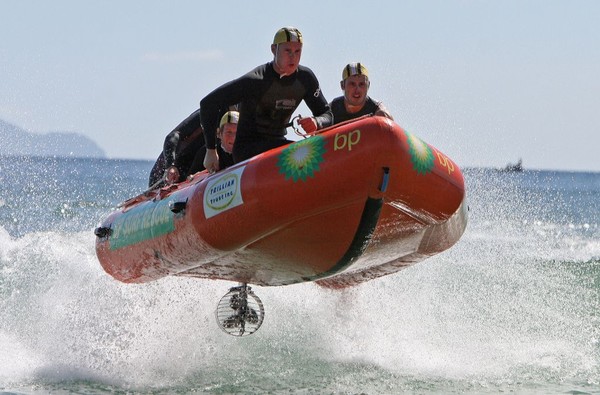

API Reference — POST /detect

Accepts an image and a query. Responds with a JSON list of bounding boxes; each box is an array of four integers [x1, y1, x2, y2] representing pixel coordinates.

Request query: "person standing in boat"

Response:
[[329, 62, 394, 125], [199, 26, 333, 173]]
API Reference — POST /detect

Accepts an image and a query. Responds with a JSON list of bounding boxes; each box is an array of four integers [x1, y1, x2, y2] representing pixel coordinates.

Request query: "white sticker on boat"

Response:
[[204, 166, 245, 218]]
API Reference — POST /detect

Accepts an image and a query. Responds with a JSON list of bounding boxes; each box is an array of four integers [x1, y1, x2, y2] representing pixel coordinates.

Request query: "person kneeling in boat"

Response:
[[186, 110, 239, 176], [329, 62, 394, 125], [199, 26, 333, 172]]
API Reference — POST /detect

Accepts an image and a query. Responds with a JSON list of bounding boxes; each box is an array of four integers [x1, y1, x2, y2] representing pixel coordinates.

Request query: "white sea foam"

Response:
[[0, 225, 598, 391]]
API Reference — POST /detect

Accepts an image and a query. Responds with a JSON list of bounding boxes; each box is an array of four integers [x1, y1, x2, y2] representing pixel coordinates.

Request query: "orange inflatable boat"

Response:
[[95, 116, 466, 334], [95, 115, 467, 288]]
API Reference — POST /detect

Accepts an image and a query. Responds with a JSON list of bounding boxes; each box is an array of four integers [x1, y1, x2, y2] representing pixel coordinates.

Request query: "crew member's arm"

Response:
[[203, 148, 218, 174], [200, 94, 226, 173], [300, 69, 333, 133], [200, 77, 247, 172]]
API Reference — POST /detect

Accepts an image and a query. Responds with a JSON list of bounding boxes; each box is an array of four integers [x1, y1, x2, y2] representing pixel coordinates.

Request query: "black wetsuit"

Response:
[[329, 96, 384, 125], [148, 109, 204, 187], [200, 62, 333, 163]]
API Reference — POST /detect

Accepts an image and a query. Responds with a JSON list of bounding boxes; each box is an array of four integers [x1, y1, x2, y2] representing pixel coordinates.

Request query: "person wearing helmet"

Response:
[[187, 110, 239, 176], [200, 26, 333, 172], [330, 62, 394, 125]]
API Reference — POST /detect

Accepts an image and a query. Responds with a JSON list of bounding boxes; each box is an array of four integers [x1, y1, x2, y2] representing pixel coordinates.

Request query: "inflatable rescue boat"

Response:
[[95, 116, 467, 335]]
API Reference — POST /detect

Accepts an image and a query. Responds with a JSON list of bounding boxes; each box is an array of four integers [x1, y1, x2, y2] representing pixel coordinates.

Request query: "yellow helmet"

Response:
[[273, 27, 303, 45], [342, 62, 369, 81], [219, 111, 239, 129]]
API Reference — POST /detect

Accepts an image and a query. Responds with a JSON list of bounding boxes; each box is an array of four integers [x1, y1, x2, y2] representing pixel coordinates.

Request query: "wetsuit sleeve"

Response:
[[200, 76, 250, 149], [302, 69, 333, 129]]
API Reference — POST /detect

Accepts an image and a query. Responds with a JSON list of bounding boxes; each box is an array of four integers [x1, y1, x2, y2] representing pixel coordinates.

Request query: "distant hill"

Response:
[[0, 119, 106, 158]]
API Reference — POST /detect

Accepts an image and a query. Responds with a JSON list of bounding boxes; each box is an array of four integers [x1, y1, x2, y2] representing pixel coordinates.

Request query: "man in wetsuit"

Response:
[[200, 26, 333, 173], [148, 109, 204, 187], [330, 62, 394, 125], [187, 110, 238, 175]]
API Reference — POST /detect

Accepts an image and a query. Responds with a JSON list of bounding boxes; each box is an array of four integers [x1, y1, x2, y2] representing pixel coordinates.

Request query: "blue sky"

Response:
[[1, 0, 599, 171]]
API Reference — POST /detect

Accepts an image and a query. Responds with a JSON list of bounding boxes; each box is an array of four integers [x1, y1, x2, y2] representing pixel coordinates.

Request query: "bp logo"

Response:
[[406, 132, 435, 174], [277, 136, 326, 182]]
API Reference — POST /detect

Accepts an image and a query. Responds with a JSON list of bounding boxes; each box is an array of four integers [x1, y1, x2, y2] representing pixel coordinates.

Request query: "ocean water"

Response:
[[0, 155, 598, 394]]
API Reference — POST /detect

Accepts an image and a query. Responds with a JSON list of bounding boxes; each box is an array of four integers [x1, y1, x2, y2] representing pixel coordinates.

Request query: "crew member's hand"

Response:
[[164, 166, 180, 185], [203, 149, 220, 174], [298, 116, 317, 134]]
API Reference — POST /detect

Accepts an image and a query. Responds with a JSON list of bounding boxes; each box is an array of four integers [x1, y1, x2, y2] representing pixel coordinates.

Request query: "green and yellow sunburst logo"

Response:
[[406, 132, 435, 174], [277, 136, 326, 182]]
